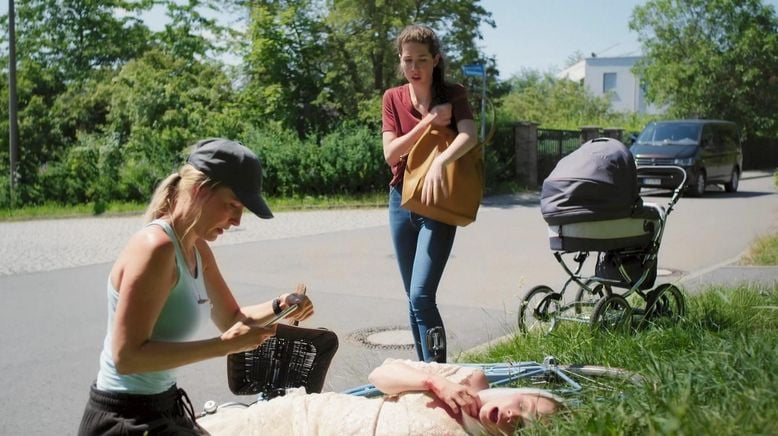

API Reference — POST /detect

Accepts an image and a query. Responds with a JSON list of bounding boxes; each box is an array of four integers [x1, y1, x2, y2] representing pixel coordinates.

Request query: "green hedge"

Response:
[[0, 119, 536, 209], [0, 123, 395, 208]]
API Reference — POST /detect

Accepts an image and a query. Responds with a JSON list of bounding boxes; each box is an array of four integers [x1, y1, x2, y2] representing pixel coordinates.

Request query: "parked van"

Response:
[[629, 120, 742, 196]]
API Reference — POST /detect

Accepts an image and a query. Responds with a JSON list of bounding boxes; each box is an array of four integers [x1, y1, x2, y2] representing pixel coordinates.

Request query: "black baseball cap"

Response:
[[187, 138, 273, 219]]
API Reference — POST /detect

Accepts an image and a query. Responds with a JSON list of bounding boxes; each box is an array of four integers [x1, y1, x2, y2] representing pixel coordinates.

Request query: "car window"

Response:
[[640, 123, 700, 145], [636, 124, 655, 144], [701, 125, 715, 148], [715, 124, 739, 150]]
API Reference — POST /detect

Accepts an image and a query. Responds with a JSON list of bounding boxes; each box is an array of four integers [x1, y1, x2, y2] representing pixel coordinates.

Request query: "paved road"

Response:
[[0, 170, 776, 435]]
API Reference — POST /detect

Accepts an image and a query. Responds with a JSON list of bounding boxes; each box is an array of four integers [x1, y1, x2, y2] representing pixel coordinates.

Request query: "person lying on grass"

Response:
[[198, 358, 563, 435]]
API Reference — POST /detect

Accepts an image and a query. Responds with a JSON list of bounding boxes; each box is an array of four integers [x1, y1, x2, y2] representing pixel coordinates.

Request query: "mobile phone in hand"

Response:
[[260, 304, 299, 327]]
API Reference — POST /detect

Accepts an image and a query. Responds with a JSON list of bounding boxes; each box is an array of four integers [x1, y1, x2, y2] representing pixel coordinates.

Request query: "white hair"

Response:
[[462, 412, 488, 435]]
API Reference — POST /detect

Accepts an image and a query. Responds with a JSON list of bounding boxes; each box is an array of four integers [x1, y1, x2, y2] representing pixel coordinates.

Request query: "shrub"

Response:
[[243, 123, 390, 197]]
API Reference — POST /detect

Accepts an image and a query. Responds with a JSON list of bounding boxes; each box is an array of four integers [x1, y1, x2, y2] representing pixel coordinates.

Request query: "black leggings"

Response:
[[78, 384, 207, 436]]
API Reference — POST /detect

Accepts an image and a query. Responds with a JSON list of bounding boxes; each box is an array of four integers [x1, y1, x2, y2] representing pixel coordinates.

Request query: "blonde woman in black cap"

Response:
[[78, 138, 315, 435]]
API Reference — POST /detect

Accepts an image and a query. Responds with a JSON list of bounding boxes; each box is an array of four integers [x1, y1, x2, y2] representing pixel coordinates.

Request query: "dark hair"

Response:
[[396, 24, 449, 104]]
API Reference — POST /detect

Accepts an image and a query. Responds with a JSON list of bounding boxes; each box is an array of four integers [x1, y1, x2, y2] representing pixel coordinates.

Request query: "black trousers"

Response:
[[78, 384, 208, 436]]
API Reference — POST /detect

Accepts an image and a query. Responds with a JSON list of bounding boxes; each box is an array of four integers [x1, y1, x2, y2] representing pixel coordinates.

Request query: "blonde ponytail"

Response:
[[143, 164, 217, 241], [143, 172, 182, 224]]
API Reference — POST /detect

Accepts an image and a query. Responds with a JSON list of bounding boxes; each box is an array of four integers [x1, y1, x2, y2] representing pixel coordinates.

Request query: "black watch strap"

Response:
[[272, 297, 283, 315]]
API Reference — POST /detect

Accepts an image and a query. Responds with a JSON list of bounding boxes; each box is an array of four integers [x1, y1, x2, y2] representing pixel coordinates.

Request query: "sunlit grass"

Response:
[[462, 285, 778, 434], [0, 201, 147, 221], [740, 232, 778, 266], [0, 192, 389, 222], [268, 192, 387, 210]]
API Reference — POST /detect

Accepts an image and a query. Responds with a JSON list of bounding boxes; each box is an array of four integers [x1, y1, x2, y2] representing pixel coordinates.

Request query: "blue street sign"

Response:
[[462, 64, 485, 77]]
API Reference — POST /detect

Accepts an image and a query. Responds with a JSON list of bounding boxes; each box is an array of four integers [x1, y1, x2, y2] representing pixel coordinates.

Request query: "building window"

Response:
[[603, 72, 617, 93]]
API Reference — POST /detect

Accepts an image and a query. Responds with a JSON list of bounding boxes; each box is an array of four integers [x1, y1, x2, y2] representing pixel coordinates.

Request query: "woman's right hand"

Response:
[[428, 103, 452, 127], [220, 321, 277, 354]]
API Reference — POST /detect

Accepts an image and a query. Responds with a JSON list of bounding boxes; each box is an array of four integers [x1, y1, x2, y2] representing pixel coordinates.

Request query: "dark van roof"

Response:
[[649, 119, 735, 125]]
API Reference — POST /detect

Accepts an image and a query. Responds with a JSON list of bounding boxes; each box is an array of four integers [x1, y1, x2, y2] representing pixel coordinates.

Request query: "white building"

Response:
[[557, 56, 661, 115]]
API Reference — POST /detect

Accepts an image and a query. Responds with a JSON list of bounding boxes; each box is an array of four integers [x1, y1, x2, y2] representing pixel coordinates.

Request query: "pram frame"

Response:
[[520, 166, 687, 333]]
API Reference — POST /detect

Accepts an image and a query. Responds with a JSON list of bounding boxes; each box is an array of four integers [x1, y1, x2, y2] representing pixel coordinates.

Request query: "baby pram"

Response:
[[519, 137, 687, 333]]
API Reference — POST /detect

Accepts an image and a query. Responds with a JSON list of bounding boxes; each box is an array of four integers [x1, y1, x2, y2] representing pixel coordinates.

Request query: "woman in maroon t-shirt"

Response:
[[381, 24, 477, 363]]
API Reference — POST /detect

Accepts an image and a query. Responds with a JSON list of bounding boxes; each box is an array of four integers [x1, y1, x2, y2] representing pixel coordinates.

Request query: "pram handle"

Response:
[[636, 165, 686, 214]]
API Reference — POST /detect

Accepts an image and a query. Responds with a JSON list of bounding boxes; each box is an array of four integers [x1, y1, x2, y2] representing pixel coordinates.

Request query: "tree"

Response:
[[499, 71, 615, 129], [327, 0, 495, 92], [239, 0, 495, 137], [238, 0, 333, 137], [157, 0, 236, 60], [630, 0, 778, 138], [104, 49, 238, 199], [0, 0, 157, 203], [12, 0, 154, 81], [0, 0, 241, 204]]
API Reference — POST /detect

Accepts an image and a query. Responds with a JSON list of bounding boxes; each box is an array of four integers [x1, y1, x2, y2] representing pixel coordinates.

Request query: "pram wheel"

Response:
[[573, 279, 611, 315], [638, 284, 685, 329], [518, 285, 561, 334], [590, 294, 633, 332]]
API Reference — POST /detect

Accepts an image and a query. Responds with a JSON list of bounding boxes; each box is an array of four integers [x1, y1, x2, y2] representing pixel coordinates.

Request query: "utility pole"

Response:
[[8, 0, 19, 205], [462, 63, 487, 141], [479, 68, 486, 141]]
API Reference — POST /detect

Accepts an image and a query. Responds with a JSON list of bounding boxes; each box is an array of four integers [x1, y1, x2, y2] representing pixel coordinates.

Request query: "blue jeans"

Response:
[[389, 184, 456, 362]]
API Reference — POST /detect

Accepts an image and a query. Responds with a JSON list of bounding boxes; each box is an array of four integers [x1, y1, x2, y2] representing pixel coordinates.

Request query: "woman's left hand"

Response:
[[278, 292, 315, 322], [427, 376, 481, 417], [421, 157, 449, 205]]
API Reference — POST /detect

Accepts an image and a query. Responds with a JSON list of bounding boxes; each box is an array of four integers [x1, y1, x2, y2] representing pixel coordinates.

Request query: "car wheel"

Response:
[[724, 168, 739, 193], [687, 171, 706, 197]]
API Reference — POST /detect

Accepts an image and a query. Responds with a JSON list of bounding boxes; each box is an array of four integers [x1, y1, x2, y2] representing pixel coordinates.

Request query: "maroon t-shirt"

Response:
[[382, 83, 474, 186]]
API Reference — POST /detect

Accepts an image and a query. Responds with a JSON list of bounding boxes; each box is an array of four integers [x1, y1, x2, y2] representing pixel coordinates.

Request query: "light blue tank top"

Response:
[[96, 219, 208, 394]]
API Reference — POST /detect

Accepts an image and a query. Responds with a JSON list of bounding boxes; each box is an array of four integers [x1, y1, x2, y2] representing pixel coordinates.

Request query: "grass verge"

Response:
[[0, 192, 389, 222], [464, 285, 778, 434], [0, 201, 147, 221], [740, 232, 778, 266], [465, 172, 776, 434]]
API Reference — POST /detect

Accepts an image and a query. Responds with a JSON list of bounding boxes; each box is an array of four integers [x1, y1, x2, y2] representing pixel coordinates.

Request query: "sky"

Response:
[[2, 0, 778, 80], [479, 0, 778, 78], [479, 0, 648, 78]]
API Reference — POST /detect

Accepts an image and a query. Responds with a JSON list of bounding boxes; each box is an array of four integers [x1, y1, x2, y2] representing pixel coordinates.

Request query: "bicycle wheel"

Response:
[[638, 283, 685, 329], [573, 279, 611, 315], [590, 294, 633, 332], [518, 285, 561, 334]]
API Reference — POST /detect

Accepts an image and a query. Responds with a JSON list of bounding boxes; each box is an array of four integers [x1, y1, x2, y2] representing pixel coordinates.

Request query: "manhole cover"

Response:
[[348, 326, 415, 350]]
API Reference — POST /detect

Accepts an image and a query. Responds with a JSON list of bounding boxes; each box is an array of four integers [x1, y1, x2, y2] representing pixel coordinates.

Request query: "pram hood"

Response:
[[541, 137, 642, 225]]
